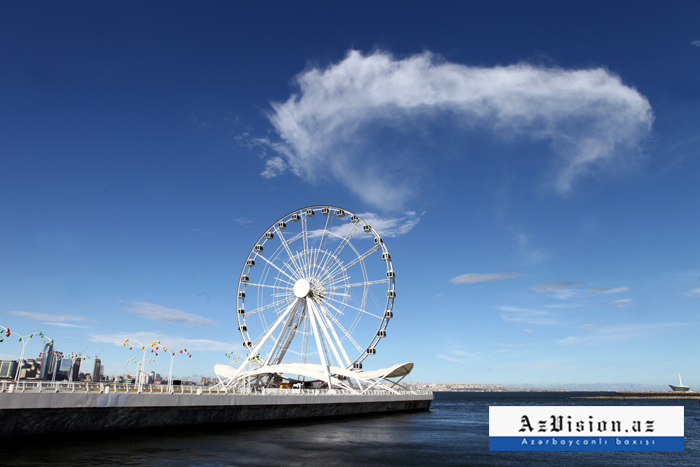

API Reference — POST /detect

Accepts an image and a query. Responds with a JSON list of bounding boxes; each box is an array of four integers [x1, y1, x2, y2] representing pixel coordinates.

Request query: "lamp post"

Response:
[[167, 348, 192, 392], [0, 326, 52, 382], [123, 338, 161, 391]]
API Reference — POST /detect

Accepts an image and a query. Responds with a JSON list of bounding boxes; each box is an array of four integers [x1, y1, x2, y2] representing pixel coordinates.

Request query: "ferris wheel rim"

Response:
[[235, 206, 395, 369]]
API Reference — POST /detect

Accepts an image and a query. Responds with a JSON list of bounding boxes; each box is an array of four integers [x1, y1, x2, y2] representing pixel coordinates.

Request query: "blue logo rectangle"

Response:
[[489, 436, 683, 451]]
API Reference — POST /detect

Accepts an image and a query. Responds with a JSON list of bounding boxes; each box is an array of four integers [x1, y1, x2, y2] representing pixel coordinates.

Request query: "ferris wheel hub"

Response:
[[293, 278, 311, 298]]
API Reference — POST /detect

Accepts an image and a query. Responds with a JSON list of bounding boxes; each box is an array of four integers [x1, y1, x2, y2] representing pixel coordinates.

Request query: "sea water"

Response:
[[1, 392, 698, 466]]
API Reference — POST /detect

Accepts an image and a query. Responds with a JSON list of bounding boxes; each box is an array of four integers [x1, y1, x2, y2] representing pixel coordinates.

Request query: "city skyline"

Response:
[[1, 2, 699, 389]]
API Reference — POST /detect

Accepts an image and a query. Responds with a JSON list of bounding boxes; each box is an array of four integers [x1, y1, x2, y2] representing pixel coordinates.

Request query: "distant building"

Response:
[[0, 360, 18, 379], [92, 358, 102, 382], [69, 358, 81, 382], [39, 342, 54, 380], [20, 359, 40, 379]]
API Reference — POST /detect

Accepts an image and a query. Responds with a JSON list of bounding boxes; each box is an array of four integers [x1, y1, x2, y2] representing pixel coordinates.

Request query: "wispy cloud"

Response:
[[587, 287, 629, 294], [559, 323, 688, 346], [450, 272, 524, 284], [261, 156, 287, 179], [90, 332, 238, 352], [6, 311, 90, 322], [435, 353, 467, 364], [497, 359, 575, 371], [498, 306, 557, 325], [261, 50, 653, 207], [232, 218, 254, 228], [533, 281, 584, 299], [533, 282, 584, 292], [523, 329, 533, 333], [191, 228, 210, 234], [601, 298, 632, 307], [512, 226, 545, 265], [686, 287, 700, 297], [692, 40, 700, 48], [578, 323, 597, 328], [309, 211, 421, 238], [44, 322, 90, 329], [120, 301, 218, 327], [354, 211, 421, 237]]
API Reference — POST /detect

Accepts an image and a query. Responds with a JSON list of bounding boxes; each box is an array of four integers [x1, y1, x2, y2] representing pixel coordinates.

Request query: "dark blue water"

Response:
[[2, 392, 699, 466]]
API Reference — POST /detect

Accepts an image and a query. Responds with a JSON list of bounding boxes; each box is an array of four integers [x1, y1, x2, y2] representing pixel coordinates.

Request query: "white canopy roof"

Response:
[[214, 361, 414, 383]]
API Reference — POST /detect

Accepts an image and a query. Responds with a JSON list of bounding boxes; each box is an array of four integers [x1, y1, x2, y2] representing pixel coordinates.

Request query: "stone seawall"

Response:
[[0, 392, 432, 436]]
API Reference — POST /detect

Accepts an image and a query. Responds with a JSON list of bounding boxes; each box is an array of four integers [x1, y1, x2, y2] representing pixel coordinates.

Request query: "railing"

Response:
[[0, 380, 432, 397]]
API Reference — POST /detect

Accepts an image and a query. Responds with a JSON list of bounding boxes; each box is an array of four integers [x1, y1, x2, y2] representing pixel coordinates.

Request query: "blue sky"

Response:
[[1, 1, 699, 389]]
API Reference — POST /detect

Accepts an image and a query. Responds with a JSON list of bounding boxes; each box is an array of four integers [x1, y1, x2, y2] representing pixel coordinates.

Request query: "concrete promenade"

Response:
[[0, 382, 433, 436]]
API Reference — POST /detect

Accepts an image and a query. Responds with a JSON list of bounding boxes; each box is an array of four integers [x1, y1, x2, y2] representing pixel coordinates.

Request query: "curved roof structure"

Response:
[[214, 362, 414, 393]]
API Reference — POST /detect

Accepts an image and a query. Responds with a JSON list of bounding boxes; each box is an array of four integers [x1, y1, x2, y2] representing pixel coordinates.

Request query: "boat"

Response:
[[669, 373, 690, 392]]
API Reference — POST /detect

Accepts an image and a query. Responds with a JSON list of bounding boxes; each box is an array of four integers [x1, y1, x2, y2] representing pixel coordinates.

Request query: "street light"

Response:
[[123, 338, 161, 391], [0, 326, 52, 382], [167, 348, 192, 392]]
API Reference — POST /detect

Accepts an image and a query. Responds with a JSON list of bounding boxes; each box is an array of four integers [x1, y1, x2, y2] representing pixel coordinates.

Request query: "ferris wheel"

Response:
[[233, 206, 395, 383]]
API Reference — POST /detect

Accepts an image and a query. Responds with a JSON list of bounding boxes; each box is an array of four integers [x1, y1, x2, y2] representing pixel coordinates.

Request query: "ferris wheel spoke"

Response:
[[247, 283, 293, 291], [318, 301, 363, 352], [323, 245, 380, 284], [276, 228, 305, 278], [318, 212, 334, 252], [326, 279, 389, 290], [246, 296, 295, 317], [301, 215, 311, 277], [332, 221, 361, 257], [254, 252, 299, 283], [323, 291, 351, 298], [323, 295, 382, 320]]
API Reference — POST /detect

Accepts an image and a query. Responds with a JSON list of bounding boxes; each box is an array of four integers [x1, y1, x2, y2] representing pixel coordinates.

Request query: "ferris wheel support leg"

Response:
[[226, 298, 301, 386], [307, 300, 345, 370], [316, 302, 352, 367], [263, 300, 301, 367], [307, 302, 333, 389]]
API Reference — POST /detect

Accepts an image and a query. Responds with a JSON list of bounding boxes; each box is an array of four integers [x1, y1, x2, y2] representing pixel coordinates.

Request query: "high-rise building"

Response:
[[39, 342, 54, 380], [0, 360, 18, 379], [69, 358, 81, 381], [92, 358, 102, 382]]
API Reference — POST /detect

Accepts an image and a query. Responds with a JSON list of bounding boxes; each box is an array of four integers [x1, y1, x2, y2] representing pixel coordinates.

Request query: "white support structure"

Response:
[[222, 206, 403, 392]]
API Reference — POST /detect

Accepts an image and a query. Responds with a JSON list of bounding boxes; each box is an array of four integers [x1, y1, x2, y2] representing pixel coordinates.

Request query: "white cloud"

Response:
[[6, 311, 90, 322], [559, 323, 686, 346], [693, 40, 700, 48], [261, 156, 287, 179], [533, 281, 584, 292], [450, 272, 524, 284], [44, 322, 90, 329], [263, 50, 653, 207], [90, 332, 240, 352], [121, 301, 218, 327], [309, 211, 421, 239], [532, 281, 584, 300], [601, 298, 632, 307], [498, 306, 557, 325], [587, 287, 629, 294], [435, 353, 467, 364], [497, 359, 575, 371], [687, 287, 700, 297], [232, 218, 254, 228]]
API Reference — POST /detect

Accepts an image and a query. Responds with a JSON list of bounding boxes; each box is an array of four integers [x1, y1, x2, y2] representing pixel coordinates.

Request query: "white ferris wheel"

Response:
[[215, 206, 412, 392]]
